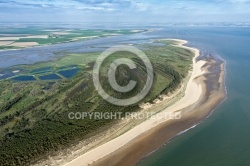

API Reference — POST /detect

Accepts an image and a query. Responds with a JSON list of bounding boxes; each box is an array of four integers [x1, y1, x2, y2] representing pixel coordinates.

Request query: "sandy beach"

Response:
[[57, 39, 226, 166]]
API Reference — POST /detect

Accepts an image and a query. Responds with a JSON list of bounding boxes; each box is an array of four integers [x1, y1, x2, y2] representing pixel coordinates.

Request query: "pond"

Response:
[[39, 74, 61, 80], [58, 68, 80, 78]]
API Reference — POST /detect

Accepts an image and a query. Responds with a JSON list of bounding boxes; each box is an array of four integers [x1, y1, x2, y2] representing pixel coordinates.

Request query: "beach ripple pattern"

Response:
[[93, 45, 154, 106]]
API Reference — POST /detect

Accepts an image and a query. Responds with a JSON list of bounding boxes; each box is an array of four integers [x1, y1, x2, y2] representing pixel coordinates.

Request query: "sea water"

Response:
[[138, 26, 250, 166]]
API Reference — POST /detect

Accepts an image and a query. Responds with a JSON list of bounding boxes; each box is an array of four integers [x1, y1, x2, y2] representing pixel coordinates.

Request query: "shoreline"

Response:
[[90, 43, 226, 166], [60, 39, 226, 166]]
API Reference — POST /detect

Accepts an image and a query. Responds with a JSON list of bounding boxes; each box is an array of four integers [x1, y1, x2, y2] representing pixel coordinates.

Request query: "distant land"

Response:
[[0, 26, 147, 50]]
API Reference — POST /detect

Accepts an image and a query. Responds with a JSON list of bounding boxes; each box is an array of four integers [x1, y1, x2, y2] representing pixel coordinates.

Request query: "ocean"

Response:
[[138, 26, 250, 166]]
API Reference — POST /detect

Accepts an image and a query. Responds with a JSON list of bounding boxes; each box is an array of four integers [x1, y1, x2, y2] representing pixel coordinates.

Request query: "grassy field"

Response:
[[0, 40, 193, 165]]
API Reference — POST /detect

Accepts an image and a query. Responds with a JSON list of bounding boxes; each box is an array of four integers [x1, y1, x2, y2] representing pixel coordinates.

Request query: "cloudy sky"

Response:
[[0, 0, 249, 23]]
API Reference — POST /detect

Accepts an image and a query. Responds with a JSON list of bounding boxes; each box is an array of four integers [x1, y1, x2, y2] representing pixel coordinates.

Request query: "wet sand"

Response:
[[62, 40, 226, 166]]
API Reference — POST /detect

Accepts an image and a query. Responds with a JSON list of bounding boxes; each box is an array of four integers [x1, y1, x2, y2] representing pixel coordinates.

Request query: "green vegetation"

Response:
[[0, 40, 193, 165]]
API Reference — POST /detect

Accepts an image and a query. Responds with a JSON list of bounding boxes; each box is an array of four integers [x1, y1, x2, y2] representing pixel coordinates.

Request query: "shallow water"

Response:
[[0, 33, 154, 68]]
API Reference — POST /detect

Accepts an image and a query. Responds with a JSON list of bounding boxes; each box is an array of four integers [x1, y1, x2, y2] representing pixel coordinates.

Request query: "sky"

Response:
[[0, 0, 250, 23]]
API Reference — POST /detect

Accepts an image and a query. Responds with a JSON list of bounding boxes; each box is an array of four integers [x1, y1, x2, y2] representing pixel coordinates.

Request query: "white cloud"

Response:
[[0, 0, 250, 22]]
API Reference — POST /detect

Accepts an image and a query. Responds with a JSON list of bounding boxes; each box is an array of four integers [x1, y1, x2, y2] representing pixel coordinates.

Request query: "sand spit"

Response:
[[35, 39, 226, 166]]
